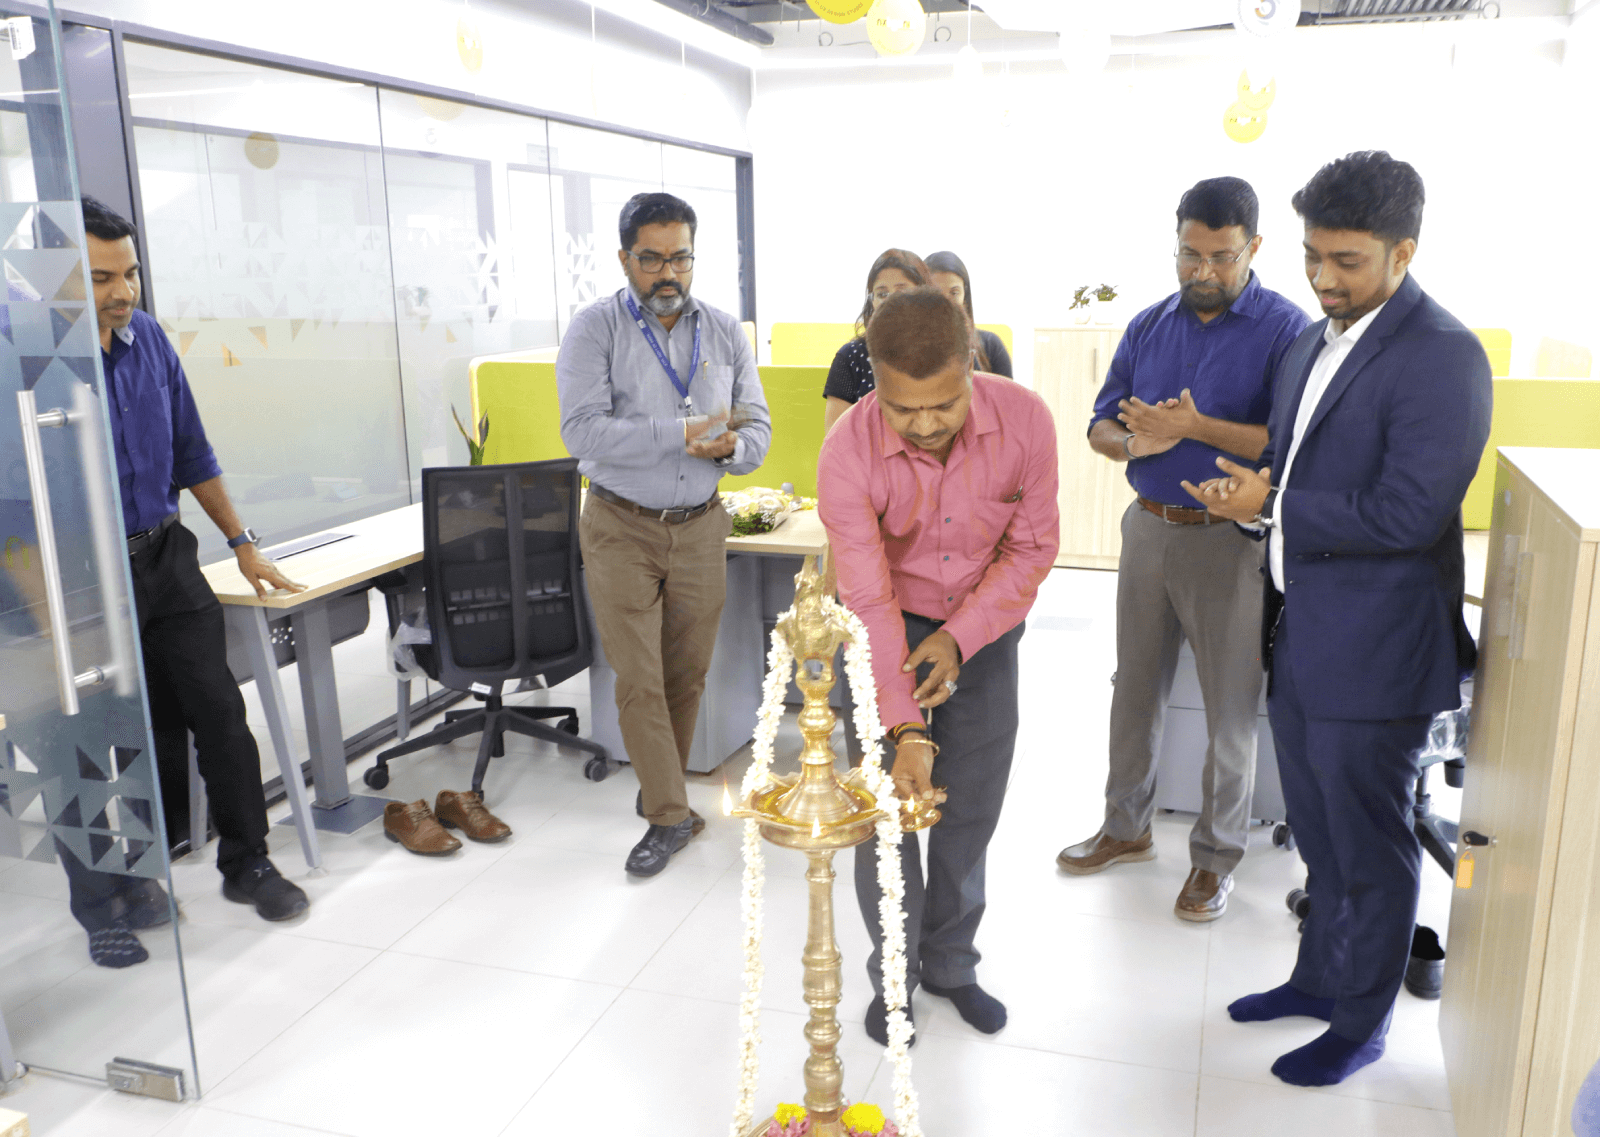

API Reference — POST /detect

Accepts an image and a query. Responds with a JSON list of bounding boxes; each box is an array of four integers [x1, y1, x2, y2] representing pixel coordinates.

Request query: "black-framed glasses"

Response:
[[629, 251, 695, 273], [1175, 246, 1250, 270]]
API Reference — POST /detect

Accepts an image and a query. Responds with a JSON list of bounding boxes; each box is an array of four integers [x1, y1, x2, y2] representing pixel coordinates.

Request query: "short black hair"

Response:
[[1176, 176, 1259, 239], [1291, 151, 1424, 245], [866, 287, 970, 380], [618, 192, 696, 251], [80, 195, 138, 244]]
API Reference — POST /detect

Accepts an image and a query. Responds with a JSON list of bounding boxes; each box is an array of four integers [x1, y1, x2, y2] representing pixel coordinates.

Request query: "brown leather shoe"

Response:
[[435, 790, 511, 843], [1175, 867, 1234, 922], [1056, 828, 1156, 875], [384, 800, 461, 856]]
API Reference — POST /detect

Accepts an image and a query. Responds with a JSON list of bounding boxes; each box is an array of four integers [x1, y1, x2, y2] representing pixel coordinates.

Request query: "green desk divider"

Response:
[[471, 358, 830, 498], [1464, 378, 1600, 529], [770, 322, 1013, 367]]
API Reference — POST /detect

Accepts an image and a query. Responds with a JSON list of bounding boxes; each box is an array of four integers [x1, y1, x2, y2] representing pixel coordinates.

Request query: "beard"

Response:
[[635, 278, 688, 317], [1179, 279, 1237, 314]]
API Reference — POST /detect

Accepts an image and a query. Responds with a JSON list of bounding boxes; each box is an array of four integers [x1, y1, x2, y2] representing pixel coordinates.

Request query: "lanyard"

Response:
[[624, 292, 700, 409]]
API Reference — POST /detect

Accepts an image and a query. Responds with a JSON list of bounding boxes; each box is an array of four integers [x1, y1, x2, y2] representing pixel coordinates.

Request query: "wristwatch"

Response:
[[227, 527, 259, 550], [713, 453, 736, 469], [1255, 488, 1280, 529]]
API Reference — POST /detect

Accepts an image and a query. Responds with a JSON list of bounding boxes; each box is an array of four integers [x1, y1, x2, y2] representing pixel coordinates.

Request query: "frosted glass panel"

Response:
[[662, 145, 740, 319], [376, 90, 558, 474], [122, 42, 408, 563]]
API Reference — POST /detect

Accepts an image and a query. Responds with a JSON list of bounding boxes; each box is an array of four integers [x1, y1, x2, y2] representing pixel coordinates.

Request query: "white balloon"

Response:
[[1234, 0, 1301, 38]]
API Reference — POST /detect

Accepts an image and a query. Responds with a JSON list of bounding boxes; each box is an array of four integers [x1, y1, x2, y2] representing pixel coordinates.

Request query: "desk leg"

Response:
[[233, 607, 322, 871], [0, 1001, 19, 1084], [290, 603, 350, 810]]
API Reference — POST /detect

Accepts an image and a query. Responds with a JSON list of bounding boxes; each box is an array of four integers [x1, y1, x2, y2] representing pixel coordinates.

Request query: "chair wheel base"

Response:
[[584, 756, 611, 782], [363, 766, 390, 790], [1273, 823, 1296, 850]]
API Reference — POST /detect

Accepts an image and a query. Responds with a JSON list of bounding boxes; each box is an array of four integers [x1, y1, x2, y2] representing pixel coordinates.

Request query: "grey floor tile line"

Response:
[[158, 1102, 361, 1137], [1194, 925, 1212, 1137], [1199, 1071, 1455, 1115], [490, 982, 633, 1137]]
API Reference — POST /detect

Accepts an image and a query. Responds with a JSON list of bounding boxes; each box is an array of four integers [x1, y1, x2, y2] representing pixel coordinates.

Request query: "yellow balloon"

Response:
[[808, 0, 874, 22], [866, 0, 925, 57], [457, 17, 483, 74]]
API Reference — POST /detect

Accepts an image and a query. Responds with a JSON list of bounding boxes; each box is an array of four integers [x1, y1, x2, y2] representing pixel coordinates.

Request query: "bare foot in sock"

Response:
[[922, 981, 1007, 1034], [1272, 1029, 1384, 1086], [1228, 983, 1334, 1023], [864, 995, 915, 1047]]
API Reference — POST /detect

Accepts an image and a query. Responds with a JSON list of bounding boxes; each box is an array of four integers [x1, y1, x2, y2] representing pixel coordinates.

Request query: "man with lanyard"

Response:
[[72, 196, 309, 969], [819, 288, 1058, 1045], [1057, 177, 1309, 922], [557, 192, 771, 877]]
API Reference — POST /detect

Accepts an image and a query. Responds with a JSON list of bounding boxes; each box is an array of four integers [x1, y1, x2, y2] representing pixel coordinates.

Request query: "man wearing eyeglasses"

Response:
[[1056, 177, 1309, 922], [558, 192, 771, 877]]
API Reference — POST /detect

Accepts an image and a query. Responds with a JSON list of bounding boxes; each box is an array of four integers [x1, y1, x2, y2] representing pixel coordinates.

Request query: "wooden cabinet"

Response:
[[1033, 327, 1136, 569], [1442, 447, 1600, 1137]]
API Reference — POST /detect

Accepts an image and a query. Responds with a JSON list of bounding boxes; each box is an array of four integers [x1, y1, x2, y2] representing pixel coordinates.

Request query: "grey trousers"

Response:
[[1103, 501, 1263, 875], [854, 613, 1024, 995]]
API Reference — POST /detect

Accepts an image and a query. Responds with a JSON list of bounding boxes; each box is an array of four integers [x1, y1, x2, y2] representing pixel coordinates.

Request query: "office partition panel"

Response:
[[662, 144, 740, 320], [120, 42, 409, 563]]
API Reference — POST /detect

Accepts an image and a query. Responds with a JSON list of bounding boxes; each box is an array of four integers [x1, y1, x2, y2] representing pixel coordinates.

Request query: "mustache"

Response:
[[649, 281, 680, 295]]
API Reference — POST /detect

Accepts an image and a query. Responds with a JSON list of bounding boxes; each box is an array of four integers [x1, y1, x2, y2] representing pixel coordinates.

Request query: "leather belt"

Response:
[[1138, 495, 1222, 526], [590, 483, 717, 525], [126, 513, 179, 555]]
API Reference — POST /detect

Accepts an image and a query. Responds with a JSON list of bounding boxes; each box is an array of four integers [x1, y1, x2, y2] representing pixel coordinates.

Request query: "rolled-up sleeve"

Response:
[[941, 407, 1060, 659], [818, 424, 922, 730], [725, 321, 770, 475], [557, 306, 681, 466]]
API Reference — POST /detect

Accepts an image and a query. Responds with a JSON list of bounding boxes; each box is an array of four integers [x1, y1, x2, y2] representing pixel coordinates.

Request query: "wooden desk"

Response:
[[201, 502, 828, 849], [201, 505, 427, 870]]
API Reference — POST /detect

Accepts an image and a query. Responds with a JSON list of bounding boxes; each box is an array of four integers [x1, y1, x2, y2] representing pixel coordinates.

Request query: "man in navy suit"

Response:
[[1183, 151, 1491, 1087]]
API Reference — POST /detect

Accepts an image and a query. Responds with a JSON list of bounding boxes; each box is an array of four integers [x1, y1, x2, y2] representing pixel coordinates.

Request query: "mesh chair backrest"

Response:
[[420, 458, 589, 691]]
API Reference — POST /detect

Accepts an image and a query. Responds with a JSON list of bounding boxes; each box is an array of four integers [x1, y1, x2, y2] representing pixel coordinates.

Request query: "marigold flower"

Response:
[[775, 1103, 808, 1124], [841, 1102, 887, 1133]]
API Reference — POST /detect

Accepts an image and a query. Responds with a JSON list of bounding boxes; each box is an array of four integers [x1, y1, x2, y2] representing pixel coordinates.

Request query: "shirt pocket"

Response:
[[695, 363, 736, 417], [970, 497, 1021, 549], [135, 380, 176, 469]]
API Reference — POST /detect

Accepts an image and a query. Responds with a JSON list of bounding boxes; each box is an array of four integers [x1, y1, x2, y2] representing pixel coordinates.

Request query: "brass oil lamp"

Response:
[[734, 555, 937, 1137]]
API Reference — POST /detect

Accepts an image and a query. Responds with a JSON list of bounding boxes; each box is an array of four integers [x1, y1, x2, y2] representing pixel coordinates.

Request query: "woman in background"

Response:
[[926, 249, 1013, 380], [822, 248, 931, 432]]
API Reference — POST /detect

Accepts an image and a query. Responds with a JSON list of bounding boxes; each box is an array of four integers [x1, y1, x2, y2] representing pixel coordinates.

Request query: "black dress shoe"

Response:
[[625, 817, 697, 877], [1405, 924, 1445, 999], [864, 995, 915, 1047], [222, 856, 309, 921], [112, 878, 176, 930], [634, 791, 706, 835]]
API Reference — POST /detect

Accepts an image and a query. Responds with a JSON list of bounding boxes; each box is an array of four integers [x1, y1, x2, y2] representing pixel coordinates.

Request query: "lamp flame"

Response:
[[722, 782, 733, 816]]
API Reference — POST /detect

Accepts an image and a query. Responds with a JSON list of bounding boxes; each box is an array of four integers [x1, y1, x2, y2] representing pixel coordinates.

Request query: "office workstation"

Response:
[[1, 2, 1598, 1136]]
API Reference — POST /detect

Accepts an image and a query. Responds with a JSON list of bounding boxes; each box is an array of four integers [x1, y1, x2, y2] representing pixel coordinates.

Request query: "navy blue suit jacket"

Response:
[[1261, 273, 1492, 721]]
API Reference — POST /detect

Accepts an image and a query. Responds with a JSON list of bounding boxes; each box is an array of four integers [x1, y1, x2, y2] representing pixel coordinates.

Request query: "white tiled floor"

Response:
[[0, 567, 1462, 1136]]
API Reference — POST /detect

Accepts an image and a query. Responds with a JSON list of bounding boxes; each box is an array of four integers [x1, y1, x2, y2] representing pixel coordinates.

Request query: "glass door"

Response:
[[0, 3, 197, 1097]]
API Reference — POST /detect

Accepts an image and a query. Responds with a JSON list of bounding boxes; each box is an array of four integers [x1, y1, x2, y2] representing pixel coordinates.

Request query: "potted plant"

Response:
[[1070, 284, 1093, 325], [1092, 282, 1120, 325]]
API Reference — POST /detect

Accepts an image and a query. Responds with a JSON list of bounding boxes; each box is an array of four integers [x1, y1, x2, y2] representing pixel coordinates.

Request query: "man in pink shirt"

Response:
[[818, 288, 1059, 1045]]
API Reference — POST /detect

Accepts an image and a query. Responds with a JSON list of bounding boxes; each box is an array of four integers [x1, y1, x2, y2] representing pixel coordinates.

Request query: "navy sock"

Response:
[[864, 995, 915, 1047], [1228, 983, 1335, 1023], [922, 981, 1007, 1034], [1272, 1029, 1385, 1087]]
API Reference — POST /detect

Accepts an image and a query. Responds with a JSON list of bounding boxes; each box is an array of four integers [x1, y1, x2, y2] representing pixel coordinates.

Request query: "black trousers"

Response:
[[62, 520, 270, 927], [1268, 607, 1430, 1043], [854, 613, 1024, 995]]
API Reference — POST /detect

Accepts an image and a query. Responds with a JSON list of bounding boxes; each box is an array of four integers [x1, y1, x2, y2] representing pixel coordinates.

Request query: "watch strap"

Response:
[[227, 527, 259, 549]]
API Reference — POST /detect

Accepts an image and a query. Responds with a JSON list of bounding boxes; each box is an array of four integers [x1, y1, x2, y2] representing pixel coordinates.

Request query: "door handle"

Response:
[[16, 388, 128, 715]]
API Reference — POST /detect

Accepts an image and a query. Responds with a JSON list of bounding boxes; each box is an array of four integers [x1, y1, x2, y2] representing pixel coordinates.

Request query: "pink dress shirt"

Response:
[[817, 373, 1060, 729]]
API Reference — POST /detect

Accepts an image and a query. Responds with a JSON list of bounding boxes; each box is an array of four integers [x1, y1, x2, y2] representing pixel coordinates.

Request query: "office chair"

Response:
[[363, 458, 610, 795]]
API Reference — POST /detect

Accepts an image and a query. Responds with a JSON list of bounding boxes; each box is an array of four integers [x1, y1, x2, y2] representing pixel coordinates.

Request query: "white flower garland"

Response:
[[728, 598, 923, 1137]]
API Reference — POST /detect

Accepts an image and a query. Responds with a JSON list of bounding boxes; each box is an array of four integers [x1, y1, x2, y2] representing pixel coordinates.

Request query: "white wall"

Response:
[[64, 0, 752, 151], [751, 20, 1599, 386]]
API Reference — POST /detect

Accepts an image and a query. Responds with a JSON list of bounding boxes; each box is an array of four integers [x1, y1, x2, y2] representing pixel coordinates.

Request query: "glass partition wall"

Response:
[[119, 42, 746, 562], [1, 3, 197, 1097]]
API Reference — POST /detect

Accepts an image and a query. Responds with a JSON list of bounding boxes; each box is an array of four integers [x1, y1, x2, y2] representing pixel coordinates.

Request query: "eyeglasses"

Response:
[[870, 286, 915, 304], [629, 252, 695, 273], [1175, 247, 1250, 270]]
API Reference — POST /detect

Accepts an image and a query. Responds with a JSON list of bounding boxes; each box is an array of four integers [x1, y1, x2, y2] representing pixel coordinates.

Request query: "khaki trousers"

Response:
[[580, 493, 731, 826], [1104, 501, 1264, 875]]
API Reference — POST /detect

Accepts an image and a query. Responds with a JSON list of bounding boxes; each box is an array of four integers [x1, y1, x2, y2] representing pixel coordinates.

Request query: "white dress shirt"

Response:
[[1266, 300, 1389, 591]]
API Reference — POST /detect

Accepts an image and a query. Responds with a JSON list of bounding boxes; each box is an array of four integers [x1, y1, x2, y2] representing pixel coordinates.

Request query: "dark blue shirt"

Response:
[[102, 308, 222, 535], [1091, 272, 1310, 507]]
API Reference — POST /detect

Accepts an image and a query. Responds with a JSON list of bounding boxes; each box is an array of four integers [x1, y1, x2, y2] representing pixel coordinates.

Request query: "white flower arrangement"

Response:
[[722, 486, 814, 538], [728, 596, 923, 1137]]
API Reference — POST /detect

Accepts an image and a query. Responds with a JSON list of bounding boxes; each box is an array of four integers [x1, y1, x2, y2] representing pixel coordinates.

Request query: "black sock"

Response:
[[1272, 1029, 1384, 1086], [1228, 983, 1335, 1023], [922, 981, 1007, 1034], [88, 928, 148, 969], [864, 995, 914, 1047]]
